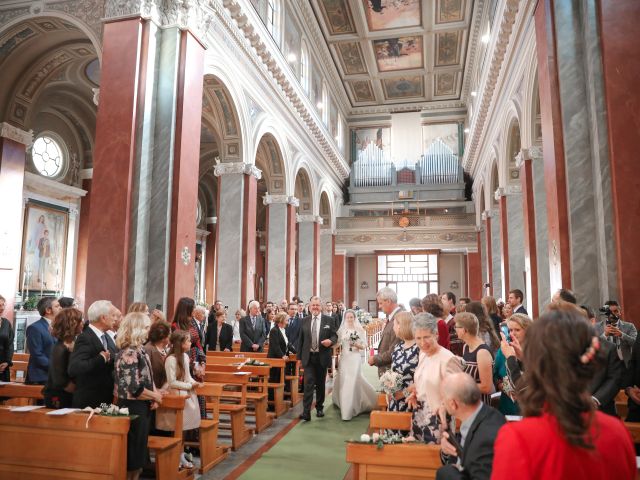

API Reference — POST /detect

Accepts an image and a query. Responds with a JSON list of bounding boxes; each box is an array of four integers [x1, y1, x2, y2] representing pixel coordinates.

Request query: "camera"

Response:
[[599, 305, 620, 323], [224, 305, 229, 310]]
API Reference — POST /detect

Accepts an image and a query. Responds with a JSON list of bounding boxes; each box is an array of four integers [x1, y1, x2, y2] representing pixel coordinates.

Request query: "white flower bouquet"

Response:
[[351, 432, 416, 449], [82, 403, 134, 429], [379, 370, 404, 396], [348, 331, 361, 351]]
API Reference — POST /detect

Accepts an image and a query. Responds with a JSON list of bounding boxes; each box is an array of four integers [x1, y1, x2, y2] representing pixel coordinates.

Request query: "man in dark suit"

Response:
[[239, 300, 266, 352], [297, 296, 337, 421], [26, 297, 60, 384], [437, 373, 506, 480], [68, 300, 117, 408], [206, 309, 233, 352], [192, 306, 207, 347], [508, 289, 528, 315], [285, 302, 301, 353]]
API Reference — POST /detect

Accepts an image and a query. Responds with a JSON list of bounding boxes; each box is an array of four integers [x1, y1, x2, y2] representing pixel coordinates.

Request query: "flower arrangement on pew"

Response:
[[82, 403, 135, 428], [235, 358, 268, 368], [351, 432, 416, 449], [356, 310, 372, 325]]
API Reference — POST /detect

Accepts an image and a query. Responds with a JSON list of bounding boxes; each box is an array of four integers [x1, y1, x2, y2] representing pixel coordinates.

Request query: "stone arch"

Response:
[[504, 114, 522, 184], [319, 190, 332, 229], [252, 128, 288, 195], [293, 161, 315, 215]]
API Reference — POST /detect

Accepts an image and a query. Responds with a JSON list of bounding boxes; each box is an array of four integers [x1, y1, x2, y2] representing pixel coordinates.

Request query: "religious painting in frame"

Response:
[[363, 0, 421, 31], [335, 42, 367, 75], [382, 76, 424, 100], [20, 201, 68, 294], [373, 36, 423, 72], [317, 0, 356, 35], [436, 0, 465, 24]]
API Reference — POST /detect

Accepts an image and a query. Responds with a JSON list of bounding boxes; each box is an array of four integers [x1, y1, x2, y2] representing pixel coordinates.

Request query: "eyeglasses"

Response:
[[454, 325, 463, 329]]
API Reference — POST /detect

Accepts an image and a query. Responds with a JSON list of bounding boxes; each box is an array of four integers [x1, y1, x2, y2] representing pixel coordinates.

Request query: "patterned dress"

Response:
[[463, 343, 494, 405], [388, 342, 419, 412]]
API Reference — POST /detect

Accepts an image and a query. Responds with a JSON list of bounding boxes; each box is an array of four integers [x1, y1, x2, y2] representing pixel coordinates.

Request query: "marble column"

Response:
[[285, 202, 297, 300], [320, 229, 334, 301], [0, 123, 31, 319], [264, 195, 298, 303], [495, 191, 511, 299], [297, 215, 321, 301], [482, 212, 494, 296], [599, 0, 640, 320], [347, 256, 356, 306], [333, 247, 346, 303], [488, 209, 502, 299], [517, 151, 539, 317], [204, 217, 216, 304], [214, 162, 261, 310], [479, 224, 487, 296], [501, 186, 526, 297], [467, 247, 482, 300], [530, 146, 550, 309]]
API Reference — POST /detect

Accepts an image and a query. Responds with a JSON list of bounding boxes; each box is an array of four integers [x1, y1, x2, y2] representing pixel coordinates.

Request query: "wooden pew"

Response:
[[9, 353, 29, 383], [346, 443, 442, 480], [203, 371, 253, 450], [0, 407, 129, 479], [368, 410, 412, 434], [375, 393, 388, 411], [625, 422, 640, 443], [617, 389, 628, 419], [194, 383, 229, 474], [205, 364, 272, 432], [0, 382, 44, 406], [153, 395, 193, 480]]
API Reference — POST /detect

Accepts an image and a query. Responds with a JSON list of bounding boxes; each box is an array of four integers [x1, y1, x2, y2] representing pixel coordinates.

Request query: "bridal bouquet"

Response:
[[348, 331, 361, 351], [379, 370, 404, 396]]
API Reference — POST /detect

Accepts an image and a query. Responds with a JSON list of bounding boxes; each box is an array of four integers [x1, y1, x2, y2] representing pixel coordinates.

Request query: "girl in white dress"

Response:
[[332, 309, 378, 420]]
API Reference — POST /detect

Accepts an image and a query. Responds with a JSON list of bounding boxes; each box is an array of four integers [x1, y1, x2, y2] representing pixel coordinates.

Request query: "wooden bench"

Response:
[[375, 393, 388, 411], [346, 443, 443, 480], [9, 353, 29, 383], [194, 383, 229, 474], [368, 410, 412, 434], [625, 422, 640, 443], [153, 395, 194, 480], [0, 382, 44, 406], [203, 371, 253, 450], [0, 407, 129, 479], [616, 389, 628, 419]]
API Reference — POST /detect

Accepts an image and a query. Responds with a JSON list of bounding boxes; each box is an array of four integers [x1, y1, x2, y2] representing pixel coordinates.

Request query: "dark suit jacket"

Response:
[[68, 327, 116, 408], [239, 315, 266, 352], [514, 305, 528, 315], [590, 340, 622, 416], [26, 317, 56, 383], [191, 318, 206, 347], [297, 314, 337, 369], [437, 404, 506, 480], [285, 316, 301, 353], [206, 322, 233, 352], [268, 326, 288, 359]]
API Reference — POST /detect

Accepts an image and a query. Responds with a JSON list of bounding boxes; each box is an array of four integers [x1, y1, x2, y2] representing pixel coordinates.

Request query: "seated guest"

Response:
[[464, 302, 500, 353], [43, 308, 83, 408], [115, 312, 163, 480], [26, 296, 60, 384], [68, 300, 117, 408], [481, 296, 502, 334], [598, 300, 636, 368], [437, 373, 506, 480], [206, 309, 233, 352], [406, 313, 463, 443], [268, 312, 290, 386], [144, 321, 171, 389], [494, 313, 532, 415], [455, 312, 495, 405], [491, 302, 636, 479], [388, 312, 419, 413], [0, 295, 14, 382], [421, 294, 450, 350]]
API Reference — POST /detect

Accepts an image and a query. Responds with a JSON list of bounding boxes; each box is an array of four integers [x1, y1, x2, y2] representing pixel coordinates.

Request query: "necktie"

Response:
[[251, 317, 256, 329], [312, 316, 318, 351], [101, 334, 108, 351]]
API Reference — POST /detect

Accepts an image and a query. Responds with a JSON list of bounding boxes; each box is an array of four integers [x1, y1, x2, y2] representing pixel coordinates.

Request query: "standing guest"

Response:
[[206, 310, 233, 352], [406, 313, 463, 443], [481, 296, 502, 334], [58, 296, 77, 309], [149, 308, 166, 324], [0, 295, 14, 382], [297, 295, 337, 421], [107, 305, 123, 342], [331, 302, 341, 327], [231, 309, 244, 344], [457, 297, 471, 308], [598, 300, 636, 368], [454, 312, 495, 405], [298, 302, 307, 319], [351, 301, 360, 311], [285, 302, 301, 353], [114, 312, 163, 480], [464, 302, 500, 353], [192, 306, 207, 347], [388, 312, 419, 413], [421, 294, 451, 350], [437, 373, 506, 480], [69, 300, 117, 408], [491, 303, 635, 480], [213, 300, 224, 313], [552, 288, 577, 304], [501, 302, 513, 321], [144, 321, 171, 389], [440, 292, 457, 325], [368, 287, 403, 377], [507, 289, 527, 315], [239, 301, 266, 353], [43, 308, 83, 408], [409, 298, 423, 315], [280, 299, 289, 311], [268, 312, 290, 386], [264, 307, 276, 339], [128, 302, 149, 315], [26, 297, 60, 384], [337, 301, 346, 324]]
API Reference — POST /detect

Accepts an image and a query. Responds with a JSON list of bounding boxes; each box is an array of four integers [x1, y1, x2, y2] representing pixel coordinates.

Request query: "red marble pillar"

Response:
[[498, 195, 510, 299], [313, 221, 320, 296], [467, 251, 482, 301], [204, 220, 216, 305], [519, 154, 539, 318], [599, 0, 640, 321], [484, 215, 493, 296], [534, 0, 572, 293], [332, 248, 345, 302], [85, 18, 149, 311], [347, 256, 356, 307], [241, 174, 257, 308], [74, 177, 92, 310], [0, 124, 30, 320], [285, 203, 297, 301]]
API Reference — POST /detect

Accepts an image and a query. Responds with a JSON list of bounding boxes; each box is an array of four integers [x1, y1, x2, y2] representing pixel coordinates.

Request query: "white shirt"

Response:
[[279, 327, 288, 347], [89, 323, 108, 346], [231, 319, 241, 342]]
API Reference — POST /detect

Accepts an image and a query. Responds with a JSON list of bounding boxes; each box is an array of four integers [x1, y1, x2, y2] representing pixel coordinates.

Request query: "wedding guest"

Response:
[[552, 288, 577, 304], [285, 302, 301, 353], [454, 312, 495, 405], [232, 309, 244, 344], [144, 321, 171, 389], [107, 305, 123, 341], [114, 312, 163, 480], [192, 306, 207, 347], [491, 303, 635, 479], [149, 308, 166, 324], [128, 302, 149, 315], [264, 307, 276, 339], [43, 308, 83, 408], [494, 313, 532, 415], [409, 298, 423, 315], [481, 296, 502, 333], [26, 296, 60, 384], [501, 302, 513, 321], [0, 295, 14, 382], [268, 312, 290, 386], [58, 296, 76, 309], [388, 312, 419, 413], [464, 302, 500, 353], [421, 294, 450, 350], [206, 309, 233, 352], [240, 301, 266, 353], [440, 292, 457, 330], [407, 313, 463, 443], [507, 289, 527, 315], [368, 287, 402, 377]]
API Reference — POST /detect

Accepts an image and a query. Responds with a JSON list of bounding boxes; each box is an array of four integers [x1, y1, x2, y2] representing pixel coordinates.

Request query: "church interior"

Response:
[[0, 0, 638, 479]]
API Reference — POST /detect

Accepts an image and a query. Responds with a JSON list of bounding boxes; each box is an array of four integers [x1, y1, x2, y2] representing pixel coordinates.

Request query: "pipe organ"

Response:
[[418, 139, 463, 185]]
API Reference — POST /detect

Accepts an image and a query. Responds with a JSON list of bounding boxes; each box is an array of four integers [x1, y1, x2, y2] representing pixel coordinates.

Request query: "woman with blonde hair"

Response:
[[482, 295, 502, 332], [114, 312, 163, 480], [128, 302, 149, 315], [388, 311, 419, 412]]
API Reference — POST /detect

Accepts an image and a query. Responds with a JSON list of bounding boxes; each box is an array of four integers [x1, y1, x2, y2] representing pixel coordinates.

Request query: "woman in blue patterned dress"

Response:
[[388, 311, 419, 412]]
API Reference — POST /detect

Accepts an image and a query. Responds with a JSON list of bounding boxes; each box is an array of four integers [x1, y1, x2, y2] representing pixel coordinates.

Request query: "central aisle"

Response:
[[237, 362, 380, 480]]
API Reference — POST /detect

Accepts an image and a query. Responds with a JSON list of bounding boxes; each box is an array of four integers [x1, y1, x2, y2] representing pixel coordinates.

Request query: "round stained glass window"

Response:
[[32, 135, 64, 177]]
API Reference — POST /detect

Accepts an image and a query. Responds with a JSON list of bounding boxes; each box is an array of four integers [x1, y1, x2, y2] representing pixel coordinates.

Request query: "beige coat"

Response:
[[372, 307, 402, 377]]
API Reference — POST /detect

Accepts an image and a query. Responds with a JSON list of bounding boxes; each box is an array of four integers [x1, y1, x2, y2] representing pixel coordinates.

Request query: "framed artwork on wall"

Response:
[[20, 201, 69, 296]]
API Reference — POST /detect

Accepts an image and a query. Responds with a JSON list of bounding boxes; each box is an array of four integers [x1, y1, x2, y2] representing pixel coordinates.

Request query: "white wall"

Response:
[[355, 255, 377, 314], [438, 253, 466, 299]]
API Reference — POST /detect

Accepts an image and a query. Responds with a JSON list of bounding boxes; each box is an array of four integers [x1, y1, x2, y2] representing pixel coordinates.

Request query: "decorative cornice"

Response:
[[213, 161, 262, 179], [0, 122, 33, 146], [475, 225, 482, 232], [461, 0, 487, 102], [263, 194, 299, 206], [296, 214, 323, 224]]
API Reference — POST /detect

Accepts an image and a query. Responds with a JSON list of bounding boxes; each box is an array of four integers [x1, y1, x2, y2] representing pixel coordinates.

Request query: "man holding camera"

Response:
[[598, 300, 636, 368]]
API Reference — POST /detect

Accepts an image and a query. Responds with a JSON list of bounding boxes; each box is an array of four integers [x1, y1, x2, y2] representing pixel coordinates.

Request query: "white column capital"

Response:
[[482, 209, 499, 219], [214, 162, 262, 179], [205, 216, 217, 225], [515, 146, 543, 168], [475, 225, 482, 232], [296, 214, 323, 224], [0, 122, 32, 146], [263, 194, 299, 206], [494, 187, 505, 200]]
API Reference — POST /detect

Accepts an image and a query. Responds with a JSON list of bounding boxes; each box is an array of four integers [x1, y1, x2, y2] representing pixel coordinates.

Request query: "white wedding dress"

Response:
[[332, 330, 378, 421]]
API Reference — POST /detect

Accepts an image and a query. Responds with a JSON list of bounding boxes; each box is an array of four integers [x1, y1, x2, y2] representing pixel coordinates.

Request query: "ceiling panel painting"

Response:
[[363, 0, 422, 31], [348, 80, 376, 102], [436, 0, 466, 24], [336, 42, 368, 75], [373, 36, 423, 72], [435, 31, 462, 67], [382, 76, 424, 100], [317, 0, 356, 35], [434, 72, 457, 96]]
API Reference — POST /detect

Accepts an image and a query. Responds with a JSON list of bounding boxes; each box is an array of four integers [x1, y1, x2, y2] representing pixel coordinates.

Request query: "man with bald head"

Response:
[[437, 373, 505, 480]]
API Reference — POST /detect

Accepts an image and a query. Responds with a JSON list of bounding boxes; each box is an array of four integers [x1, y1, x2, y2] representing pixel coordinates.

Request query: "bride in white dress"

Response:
[[332, 309, 378, 420]]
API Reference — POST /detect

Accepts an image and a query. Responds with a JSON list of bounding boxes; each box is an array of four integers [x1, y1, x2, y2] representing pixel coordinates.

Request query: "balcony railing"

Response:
[[336, 213, 476, 230]]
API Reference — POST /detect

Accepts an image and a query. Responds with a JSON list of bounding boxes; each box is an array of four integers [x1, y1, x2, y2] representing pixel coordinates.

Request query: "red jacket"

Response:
[[437, 318, 450, 350], [491, 411, 635, 480]]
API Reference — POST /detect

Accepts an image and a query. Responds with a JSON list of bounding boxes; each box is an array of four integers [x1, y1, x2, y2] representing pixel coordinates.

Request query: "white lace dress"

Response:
[[332, 330, 377, 420]]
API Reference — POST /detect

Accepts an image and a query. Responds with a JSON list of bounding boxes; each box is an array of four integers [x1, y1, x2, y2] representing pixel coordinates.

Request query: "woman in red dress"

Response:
[[491, 302, 635, 480]]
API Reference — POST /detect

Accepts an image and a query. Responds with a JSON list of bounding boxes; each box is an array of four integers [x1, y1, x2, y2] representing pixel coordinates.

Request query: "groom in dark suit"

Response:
[[297, 296, 337, 421], [239, 300, 266, 352]]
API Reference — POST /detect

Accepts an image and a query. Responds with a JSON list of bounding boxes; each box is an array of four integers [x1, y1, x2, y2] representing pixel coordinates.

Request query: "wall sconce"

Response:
[[360, 281, 369, 290], [450, 280, 459, 290]]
